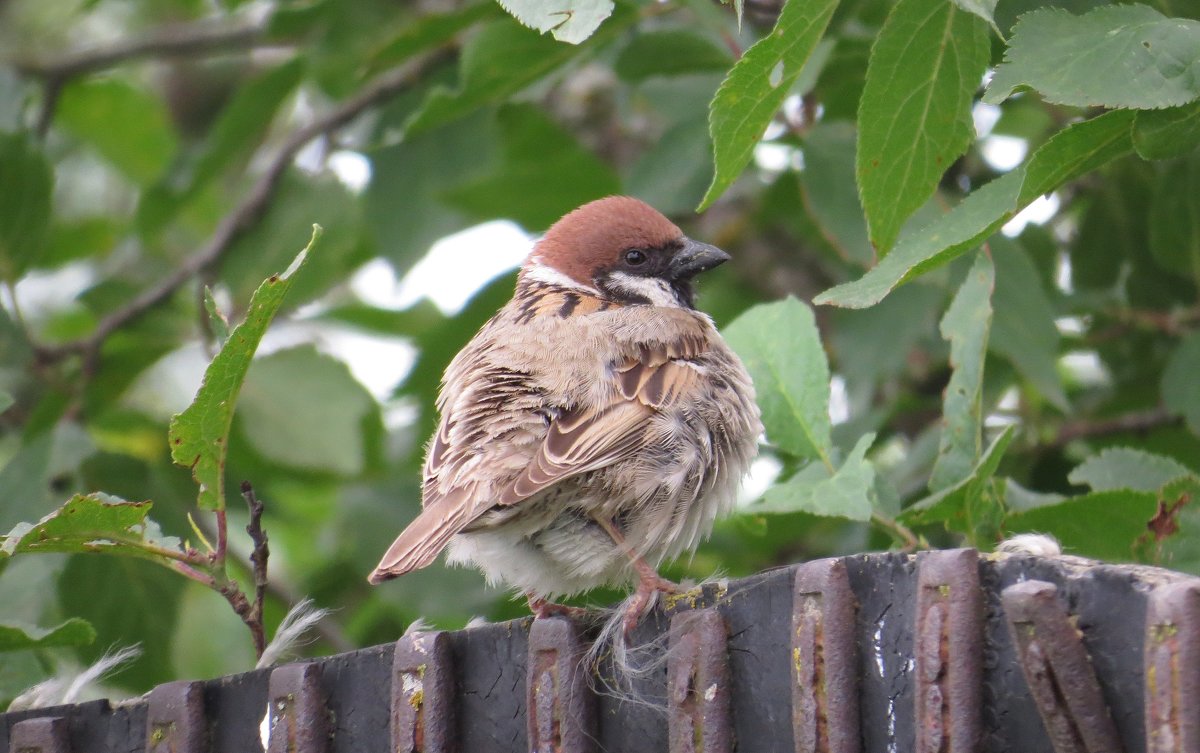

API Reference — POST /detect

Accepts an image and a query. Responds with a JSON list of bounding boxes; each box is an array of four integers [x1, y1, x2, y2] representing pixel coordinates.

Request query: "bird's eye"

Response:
[[624, 249, 647, 266]]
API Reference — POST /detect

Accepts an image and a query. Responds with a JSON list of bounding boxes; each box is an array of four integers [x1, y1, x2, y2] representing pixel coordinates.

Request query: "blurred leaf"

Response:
[[0, 423, 95, 533], [0, 493, 181, 561], [614, 29, 732, 83], [1134, 100, 1200, 160], [1148, 150, 1200, 279], [0, 132, 53, 281], [139, 59, 305, 234], [0, 618, 95, 652], [800, 121, 873, 267], [58, 553, 182, 691], [366, 114, 497, 272], [238, 346, 379, 476], [816, 110, 1136, 309], [170, 582, 256, 681], [813, 35, 870, 121], [444, 104, 619, 228], [368, 4, 498, 75], [221, 173, 368, 306], [170, 227, 321, 510], [984, 6, 1200, 109], [1164, 331, 1200, 436], [1004, 489, 1160, 561], [1071, 160, 1152, 290], [56, 78, 177, 185], [901, 425, 1014, 529], [42, 217, 119, 269], [752, 433, 876, 519], [699, 0, 838, 210], [723, 298, 832, 464], [626, 118, 713, 214], [990, 238, 1067, 409], [930, 252, 993, 491], [856, 0, 990, 254], [951, 0, 1000, 31], [406, 14, 631, 136], [496, 0, 614, 44], [1068, 446, 1193, 492]]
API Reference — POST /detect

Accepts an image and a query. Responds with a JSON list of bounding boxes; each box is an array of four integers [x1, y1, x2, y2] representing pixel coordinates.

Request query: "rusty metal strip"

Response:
[[145, 680, 206, 753], [526, 617, 594, 753], [392, 630, 456, 753], [793, 558, 860, 753], [8, 716, 70, 753], [667, 608, 732, 753], [267, 662, 328, 753], [914, 548, 983, 753], [1145, 579, 1200, 753], [1002, 580, 1124, 753]]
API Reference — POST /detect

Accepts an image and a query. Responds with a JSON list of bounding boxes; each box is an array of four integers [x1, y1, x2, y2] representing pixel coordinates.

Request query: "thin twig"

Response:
[[241, 480, 270, 658], [1051, 406, 1180, 449], [871, 512, 921, 551], [36, 53, 442, 370], [12, 20, 270, 138]]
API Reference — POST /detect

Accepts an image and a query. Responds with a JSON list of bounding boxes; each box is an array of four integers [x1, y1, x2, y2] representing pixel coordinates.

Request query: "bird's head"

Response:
[[525, 196, 730, 309]]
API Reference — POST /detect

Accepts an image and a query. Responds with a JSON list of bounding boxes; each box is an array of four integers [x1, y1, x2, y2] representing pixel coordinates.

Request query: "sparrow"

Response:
[[369, 196, 761, 633]]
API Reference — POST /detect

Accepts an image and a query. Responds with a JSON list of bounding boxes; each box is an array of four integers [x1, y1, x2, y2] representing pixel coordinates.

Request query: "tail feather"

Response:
[[368, 493, 472, 584]]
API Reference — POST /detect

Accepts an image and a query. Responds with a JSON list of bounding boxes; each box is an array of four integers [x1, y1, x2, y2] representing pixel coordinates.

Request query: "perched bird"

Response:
[[369, 196, 761, 633]]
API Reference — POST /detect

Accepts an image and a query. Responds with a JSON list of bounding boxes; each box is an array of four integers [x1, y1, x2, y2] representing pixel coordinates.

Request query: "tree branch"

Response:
[[36, 53, 442, 370], [1051, 406, 1180, 449]]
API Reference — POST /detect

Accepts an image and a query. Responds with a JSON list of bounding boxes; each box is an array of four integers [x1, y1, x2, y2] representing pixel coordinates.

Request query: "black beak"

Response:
[[669, 239, 731, 280]]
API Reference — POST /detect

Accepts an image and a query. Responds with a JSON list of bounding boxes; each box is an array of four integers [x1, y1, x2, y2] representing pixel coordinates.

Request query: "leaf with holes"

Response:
[[930, 252, 993, 491], [0, 493, 181, 562], [699, 0, 839, 210], [169, 226, 321, 510], [857, 0, 990, 254], [984, 5, 1200, 109]]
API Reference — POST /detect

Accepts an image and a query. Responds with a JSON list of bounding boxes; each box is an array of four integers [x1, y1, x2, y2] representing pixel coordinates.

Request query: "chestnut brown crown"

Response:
[[528, 196, 730, 308]]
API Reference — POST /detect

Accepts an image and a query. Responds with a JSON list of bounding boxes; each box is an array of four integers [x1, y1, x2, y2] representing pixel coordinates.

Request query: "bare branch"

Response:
[[37, 53, 444, 369], [242, 480, 270, 658], [1051, 406, 1180, 449], [12, 21, 267, 82]]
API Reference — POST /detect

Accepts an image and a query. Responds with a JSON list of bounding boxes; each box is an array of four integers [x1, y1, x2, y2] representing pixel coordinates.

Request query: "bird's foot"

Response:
[[526, 594, 589, 621], [622, 566, 680, 637]]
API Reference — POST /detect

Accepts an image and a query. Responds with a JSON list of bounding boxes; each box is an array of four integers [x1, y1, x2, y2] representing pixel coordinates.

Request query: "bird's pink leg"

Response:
[[594, 517, 679, 635], [525, 594, 589, 620]]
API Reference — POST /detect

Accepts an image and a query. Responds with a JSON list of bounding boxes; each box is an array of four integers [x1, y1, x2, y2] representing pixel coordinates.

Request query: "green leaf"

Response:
[[989, 237, 1068, 409], [56, 78, 178, 185], [752, 433, 876, 519], [0, 493, 181, 561], [1163, 331, 1200, 436], [901, 424, 1014, 529], [800, 121, 873, 267], [169, 226, 321, 510], [0, 618, 95, 652], [722, 297, 832, 465], [984, 5, 1200, 109], [930, 252, 993, 491], [815, 110, 1136, 309], [368, 4, 498, 75], [238, 346, 379, 476], [614, 29, 732, 83], [59, 553, 183, 691], [1134, 100, 1200, 159], [1148, 150, 1200, 279], [856, 0, 990, 254], [699, 0, 839, 210], [952, 0, 1001, 33], [0, 132, 53, 281], [496, 0, 614, 44], [1004, 489, 1161, 561], [405, 13, 631, 136], [1068, 446, 1193, 492], [443, 103, 620, 229]]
